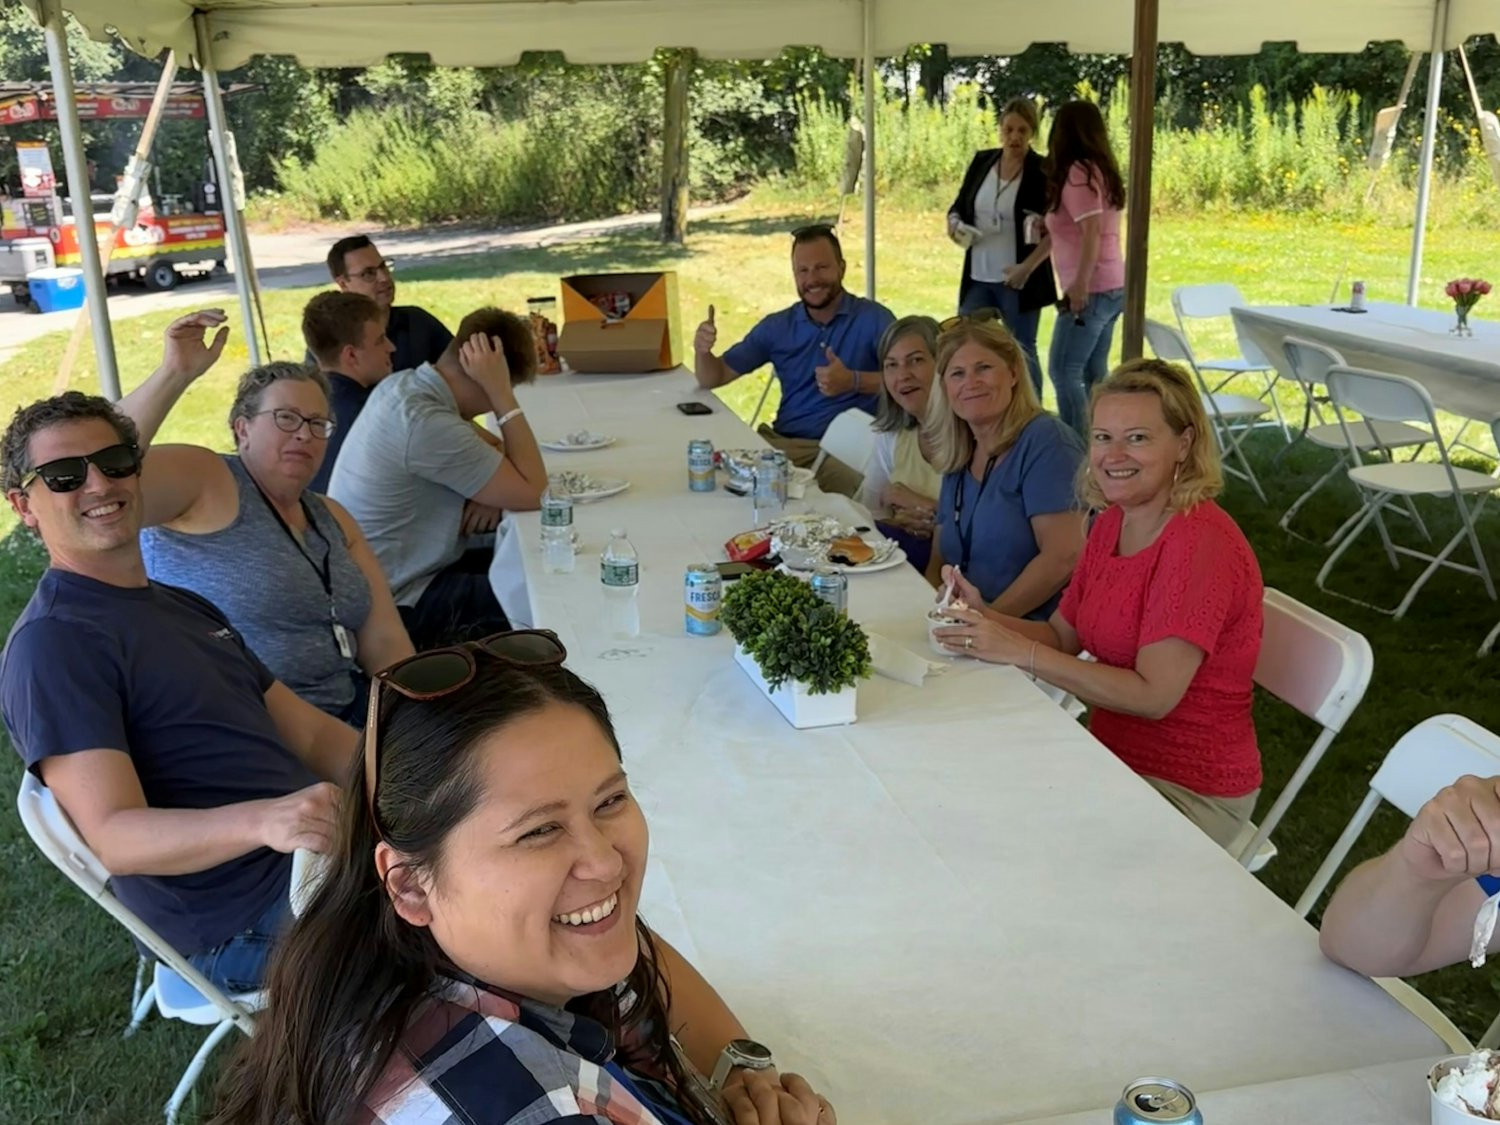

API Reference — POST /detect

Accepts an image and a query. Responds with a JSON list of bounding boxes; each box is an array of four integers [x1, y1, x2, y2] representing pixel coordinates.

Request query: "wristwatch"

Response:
[[709, 1038, 776, 1090]]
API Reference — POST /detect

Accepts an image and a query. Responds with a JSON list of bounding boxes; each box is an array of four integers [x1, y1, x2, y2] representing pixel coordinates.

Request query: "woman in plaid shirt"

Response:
[[208, 632, 834, 1125]]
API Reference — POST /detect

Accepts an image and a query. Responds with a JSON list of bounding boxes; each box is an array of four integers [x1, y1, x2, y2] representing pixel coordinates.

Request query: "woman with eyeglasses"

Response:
[[946, 97, 1056, 397], [209, 631, 835, 1125], [858, 315, 944, 572], [1043, 100, 1126, 435], [924, 319, 1085, 621], [136, 359, 414, 724]]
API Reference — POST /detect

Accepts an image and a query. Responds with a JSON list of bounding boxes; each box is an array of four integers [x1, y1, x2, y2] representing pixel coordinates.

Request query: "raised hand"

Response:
[[1399, 775, 1500, 882], [459, 333, 513, 393], [694, 304, 718, 357], [159, 308, 230, 383], [813, 346, 855, 397]]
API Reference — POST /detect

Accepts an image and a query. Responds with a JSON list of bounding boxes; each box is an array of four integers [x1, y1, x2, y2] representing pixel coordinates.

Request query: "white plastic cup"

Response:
[[1430, 1055, 1490, 1125]]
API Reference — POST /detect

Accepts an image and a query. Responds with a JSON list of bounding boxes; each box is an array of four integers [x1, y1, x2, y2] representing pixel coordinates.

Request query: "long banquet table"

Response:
[[491, 368, 1448, 1124], [1233, 302, 1500, 423]]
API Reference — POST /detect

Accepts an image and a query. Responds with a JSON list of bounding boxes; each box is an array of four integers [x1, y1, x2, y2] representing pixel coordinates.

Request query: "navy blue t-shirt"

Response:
[[386, 304, 454, 373], [309, 371, 373, 494], [0, 570, 317, 956], [722, 293, 893, 440]]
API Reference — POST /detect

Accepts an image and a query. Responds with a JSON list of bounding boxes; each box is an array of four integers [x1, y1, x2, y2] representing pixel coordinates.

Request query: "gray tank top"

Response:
[[142, 456, 373, 715]]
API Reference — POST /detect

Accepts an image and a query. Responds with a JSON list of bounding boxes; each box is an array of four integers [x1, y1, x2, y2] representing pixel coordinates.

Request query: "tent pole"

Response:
[[1407, 0, 1450, 307], [861, 0, 876, 300], [1121, 0, 1160, 360], [193, 11, 262, 366], [38, 0, 120, 400]]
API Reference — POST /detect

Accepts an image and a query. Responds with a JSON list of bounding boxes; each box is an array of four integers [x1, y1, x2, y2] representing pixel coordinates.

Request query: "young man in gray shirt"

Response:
[[328, 307, 548, 650]]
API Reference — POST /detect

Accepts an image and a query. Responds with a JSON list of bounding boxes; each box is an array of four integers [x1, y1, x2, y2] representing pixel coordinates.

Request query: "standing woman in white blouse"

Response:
[[947, 97, 1056, 397]]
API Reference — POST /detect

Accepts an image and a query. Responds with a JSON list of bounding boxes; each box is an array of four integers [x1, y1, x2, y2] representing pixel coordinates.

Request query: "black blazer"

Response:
[[948, 148, 1057, 314]]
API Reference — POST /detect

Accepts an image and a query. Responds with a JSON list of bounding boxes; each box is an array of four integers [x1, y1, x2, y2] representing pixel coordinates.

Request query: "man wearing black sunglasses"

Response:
[[691, 223, 894, 496], [1, 368, 360, 994]]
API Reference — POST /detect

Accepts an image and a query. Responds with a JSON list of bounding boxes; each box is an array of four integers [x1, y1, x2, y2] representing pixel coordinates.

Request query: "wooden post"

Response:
[[659, 48, 694, 245], [1121, 0, 1160, 361]]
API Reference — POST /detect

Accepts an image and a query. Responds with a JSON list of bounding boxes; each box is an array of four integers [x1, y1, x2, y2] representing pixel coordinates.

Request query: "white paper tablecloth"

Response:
[[491, 369, 1447, 1124], [1234, 302, 1500, 422]]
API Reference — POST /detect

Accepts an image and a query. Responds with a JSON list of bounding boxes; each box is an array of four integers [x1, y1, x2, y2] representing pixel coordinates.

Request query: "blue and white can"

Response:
[[684, 563, 722, 635], [810, 567, 848, 616], [688, 439, 716, 492], [1114, 1079, 1201, 1125]]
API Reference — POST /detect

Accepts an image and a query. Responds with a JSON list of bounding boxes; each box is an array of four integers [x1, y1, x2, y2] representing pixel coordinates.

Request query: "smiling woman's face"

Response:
[[942, 341, 1018, 432], [1088, 390, 1191, 508], [392, 701, 649, 1008], [234, 379, 331, 492], [882, 332, 937, 420]]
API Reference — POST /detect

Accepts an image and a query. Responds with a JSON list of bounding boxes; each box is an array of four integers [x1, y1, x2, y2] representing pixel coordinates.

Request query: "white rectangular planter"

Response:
[[733, 645, 857, 730]]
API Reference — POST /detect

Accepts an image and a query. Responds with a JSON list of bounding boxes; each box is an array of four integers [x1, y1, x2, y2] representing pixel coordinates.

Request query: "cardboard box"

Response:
[[558, 271, 681, 373]]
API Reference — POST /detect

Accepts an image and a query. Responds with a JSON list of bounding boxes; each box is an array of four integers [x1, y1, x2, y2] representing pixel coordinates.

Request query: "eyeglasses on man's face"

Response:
[[251, 408, 336, 440], [345, 259, 395, 285]]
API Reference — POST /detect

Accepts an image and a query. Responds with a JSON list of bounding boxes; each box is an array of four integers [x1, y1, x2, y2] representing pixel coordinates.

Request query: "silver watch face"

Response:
[[728, 1039, 774, 1067]]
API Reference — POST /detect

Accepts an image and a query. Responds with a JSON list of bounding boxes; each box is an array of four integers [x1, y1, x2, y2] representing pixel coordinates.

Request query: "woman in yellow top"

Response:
[[858, 315, 944, 571]]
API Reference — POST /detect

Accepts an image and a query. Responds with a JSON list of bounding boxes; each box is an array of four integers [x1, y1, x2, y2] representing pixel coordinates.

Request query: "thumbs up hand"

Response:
[[694, 304, 718, 357], [813, 344, 856, 397]]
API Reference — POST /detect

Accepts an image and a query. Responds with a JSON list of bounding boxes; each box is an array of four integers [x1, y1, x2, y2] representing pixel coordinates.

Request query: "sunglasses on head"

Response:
[[363, 629, 569, 833], [20, 442, 141, 493], [939, 308, 1001, 332]]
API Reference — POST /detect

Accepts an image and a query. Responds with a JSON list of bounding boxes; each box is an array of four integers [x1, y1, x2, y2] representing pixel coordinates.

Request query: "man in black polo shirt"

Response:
[[302, 290, 395, 494], [326, 234, 452, 373], [1, 339, 358, 992]]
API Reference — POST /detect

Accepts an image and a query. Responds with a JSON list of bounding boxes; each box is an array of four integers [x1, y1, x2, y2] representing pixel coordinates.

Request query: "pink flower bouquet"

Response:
[[1445, 278, 1490, 336]]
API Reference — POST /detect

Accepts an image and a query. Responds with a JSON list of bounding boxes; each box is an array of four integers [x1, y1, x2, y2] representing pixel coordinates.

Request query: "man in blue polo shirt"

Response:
[[693, 223, 894, 496], [1319, 773, 1500, 976]]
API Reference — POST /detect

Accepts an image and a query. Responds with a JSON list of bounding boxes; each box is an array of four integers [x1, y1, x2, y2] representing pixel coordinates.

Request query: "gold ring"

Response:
[[965, 637, 973, 649]]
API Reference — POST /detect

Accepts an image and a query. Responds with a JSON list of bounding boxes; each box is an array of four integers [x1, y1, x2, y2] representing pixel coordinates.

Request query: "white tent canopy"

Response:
[[32, 0, 1500, 70]]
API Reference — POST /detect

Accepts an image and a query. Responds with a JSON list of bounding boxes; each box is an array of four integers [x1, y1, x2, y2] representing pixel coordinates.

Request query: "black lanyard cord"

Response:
[[248, 474, 334, 603], [954, 452, 999, 573]]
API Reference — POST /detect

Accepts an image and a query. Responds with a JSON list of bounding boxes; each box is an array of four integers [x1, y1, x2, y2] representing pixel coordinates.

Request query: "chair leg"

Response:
[[1458, 495, 1497, 601], [1317, 496, 1385, 594], [125, 979, 156, 1038], [1279, 459, 1345, 536], [1480, 616, 1500, 657], [1225, 430, 1267, 502], [1480, 1008, 1500, 1049], [1393, 520, 1481, 619], [164, 1018, 240, 1125], [1370, 505, 1400, 571]]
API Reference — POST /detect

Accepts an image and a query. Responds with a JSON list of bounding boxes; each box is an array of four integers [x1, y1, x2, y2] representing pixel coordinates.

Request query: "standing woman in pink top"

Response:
[[1043, 101, 1126, 434], [935, 359, 1265, 850]]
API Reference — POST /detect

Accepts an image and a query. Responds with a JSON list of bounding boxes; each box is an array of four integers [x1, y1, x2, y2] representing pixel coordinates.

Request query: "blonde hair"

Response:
[[1077, 358, 1223, 512], [925, 320, 1044, 474], [997, 96, 1040, 136]]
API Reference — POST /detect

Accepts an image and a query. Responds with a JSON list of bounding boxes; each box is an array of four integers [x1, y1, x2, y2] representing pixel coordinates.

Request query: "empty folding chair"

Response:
[[810, 407, 876, 481], [17, 774, 262, 1124], [1144, 319, 1270, 502], [1172, 283, 1288, 436], [1235, 589, 1373, 870], [1317, 367, 1497, 618], [1277, 338, 1430, 544]]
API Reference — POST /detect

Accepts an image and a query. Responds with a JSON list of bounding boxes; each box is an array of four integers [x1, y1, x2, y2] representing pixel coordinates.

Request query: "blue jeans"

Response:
[[187, 893, 292, 994], [1048, 288, 1125, 434], [960, 280, 1043, 398]]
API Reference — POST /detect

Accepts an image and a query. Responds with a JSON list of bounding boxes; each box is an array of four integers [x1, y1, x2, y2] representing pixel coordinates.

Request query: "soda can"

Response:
[[769, 451, 791, 504], [688, 439, 716, 492], [1350, 280, 1366, 311], [809, 567, 848, 617], [684, 564, 722, 636], [1114, 1079, 1202, 1125]]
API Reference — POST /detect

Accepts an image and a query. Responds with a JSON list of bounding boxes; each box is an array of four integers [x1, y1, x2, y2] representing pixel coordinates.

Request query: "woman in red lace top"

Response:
[[936, 358, 1264, 849]]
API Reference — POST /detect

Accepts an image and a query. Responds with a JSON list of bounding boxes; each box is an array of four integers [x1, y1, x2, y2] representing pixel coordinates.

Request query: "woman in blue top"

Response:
[[924, 319, 1085, 620], [133, 359, 414, 722]]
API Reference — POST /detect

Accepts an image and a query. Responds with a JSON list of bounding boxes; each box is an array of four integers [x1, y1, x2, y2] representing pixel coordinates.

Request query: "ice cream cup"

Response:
[[1431, 1054, 1494, 1125], [927, 608, 964, 658]]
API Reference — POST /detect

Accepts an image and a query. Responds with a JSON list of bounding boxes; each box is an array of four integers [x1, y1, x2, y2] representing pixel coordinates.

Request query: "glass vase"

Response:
[[1452, 305, 1473, 337]]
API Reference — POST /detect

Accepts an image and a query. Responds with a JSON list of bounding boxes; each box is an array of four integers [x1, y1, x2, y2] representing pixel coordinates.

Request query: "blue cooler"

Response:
[[26, 267, 86, 313]]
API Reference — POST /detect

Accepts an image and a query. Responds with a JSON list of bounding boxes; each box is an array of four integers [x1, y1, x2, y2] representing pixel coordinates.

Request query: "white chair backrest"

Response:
[[16, 773, 256, 1035], [1326, 365, 1435, 426], [1254, 588, 1372, 733], [819, 408, 876, 477], [1144, 318, 1195, 365], [1371, 714, 1500, 818], [1281, 336, 1345, 392], [1172, 283, 1247, 321]]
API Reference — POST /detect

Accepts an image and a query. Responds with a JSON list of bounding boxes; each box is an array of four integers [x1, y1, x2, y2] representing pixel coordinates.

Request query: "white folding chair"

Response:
[[1478, 418, 1500, 656], [1295, 714, 1500, 917], [1317, 367, 1497, 619], [1277, 338, 1431, 545], [1144, 319, 1270, 502], [1172, 283, 1289, 437], [1235, 589, 1373, 870], [810, 407, 876, 481], [17, 774, 262, 1124]]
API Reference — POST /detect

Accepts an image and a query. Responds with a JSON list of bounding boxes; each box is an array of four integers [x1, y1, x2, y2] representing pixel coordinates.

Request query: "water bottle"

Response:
[[540, 484, 575, 574], [752, 451, 785, 524], [600, 528, 640, 638]]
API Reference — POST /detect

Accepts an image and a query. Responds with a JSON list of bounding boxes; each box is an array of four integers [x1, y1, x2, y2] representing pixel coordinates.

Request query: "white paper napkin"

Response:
[[867, 632, 942, 686]]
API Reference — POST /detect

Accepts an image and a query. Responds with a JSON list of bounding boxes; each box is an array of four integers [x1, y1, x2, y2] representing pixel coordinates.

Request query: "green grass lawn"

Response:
[[2, 195, 1500, 1122]]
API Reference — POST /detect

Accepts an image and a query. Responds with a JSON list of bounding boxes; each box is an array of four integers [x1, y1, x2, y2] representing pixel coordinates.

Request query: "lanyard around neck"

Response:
[[954, 453, 999, 573], [248, 475, 334, 603]]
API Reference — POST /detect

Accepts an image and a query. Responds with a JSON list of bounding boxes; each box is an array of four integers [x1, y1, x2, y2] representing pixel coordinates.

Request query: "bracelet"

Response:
[[495, 407, 524, 428], [1028, 641, 1038, 680]]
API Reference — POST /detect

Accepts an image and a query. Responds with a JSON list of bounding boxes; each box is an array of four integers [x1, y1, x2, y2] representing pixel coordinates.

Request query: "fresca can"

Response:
[[684, 564, 722, 635], [1114, 1079, 1202, 1125], [688, 439, 716, 492], [1350, 279, 1366, 311], [809, 567, 848, 616]]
